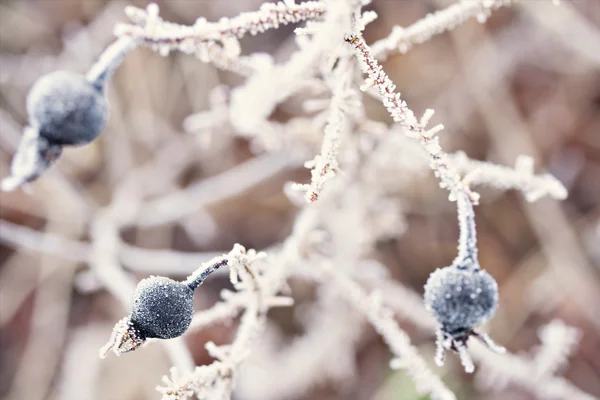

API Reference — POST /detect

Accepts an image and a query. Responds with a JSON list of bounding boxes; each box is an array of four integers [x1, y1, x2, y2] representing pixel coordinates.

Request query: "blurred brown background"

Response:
[[0, 0, 599, 399]]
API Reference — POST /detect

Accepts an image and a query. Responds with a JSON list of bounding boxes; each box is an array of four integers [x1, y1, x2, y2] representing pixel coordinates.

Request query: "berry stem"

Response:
[[185, 257, 228, 290], [453, 191, 478, 269], [86, 36, 139, 90]]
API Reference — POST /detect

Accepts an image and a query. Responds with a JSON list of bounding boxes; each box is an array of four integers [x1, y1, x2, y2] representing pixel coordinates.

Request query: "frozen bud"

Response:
[[424, 266, 504, 372], [27, 71, 108, 146]]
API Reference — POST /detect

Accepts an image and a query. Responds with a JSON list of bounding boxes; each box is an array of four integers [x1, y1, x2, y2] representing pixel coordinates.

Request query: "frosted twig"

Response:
[[0, 219, 90, 263], [346, 34, 473, 202], [183, 86, 230, 135], [120, 1, 326, 42], [321, 262, 456, 400], [291, 60, 354, 202], [473, 339, 594, 400], [184, 257, 229, 291], [236, 289, 362, 400], [347, 32, 482, 269], [534, 320, 581, 379], [116, 1, 326, 62], [371, 0, 515, 61], [187, 292, 248, 333], [135, 152, 296, 227], [228, 0, 353, 138], [86, 36, 139, 89], [453, 190, 479, 269], [0, 219, 222, 275], [451, 151, 568, 202]]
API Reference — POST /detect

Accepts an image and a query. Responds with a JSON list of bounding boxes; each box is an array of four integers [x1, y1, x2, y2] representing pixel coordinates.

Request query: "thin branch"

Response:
[[0, 219, 221, 275], [451, 151, 568, 202], [320, 261, 456, 400], [291, 60, 354, 202], [346, 34, 472, 201], [135, 152, 295, 227], [115, 1, 326, 71], [371, 0, 515, 61]]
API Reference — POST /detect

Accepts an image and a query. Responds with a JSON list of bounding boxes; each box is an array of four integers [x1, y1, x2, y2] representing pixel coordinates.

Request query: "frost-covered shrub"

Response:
[[0, 1, 593, 400]]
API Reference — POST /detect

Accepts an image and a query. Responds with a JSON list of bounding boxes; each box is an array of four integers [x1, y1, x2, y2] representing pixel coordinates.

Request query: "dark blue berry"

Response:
[[100, 258, 228, 357], [27, 71, 108, 146], [424, 265, 504, 372], [424, 266, 498, 339], [130, 276, 195, 340]]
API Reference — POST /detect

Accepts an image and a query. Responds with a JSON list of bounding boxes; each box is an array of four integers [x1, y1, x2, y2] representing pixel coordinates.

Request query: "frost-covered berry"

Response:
[[424, 265, 505, 372], [1, 71, 108, 191], [27, 71, 108, 146], [425, 266, 498, 337], [131, 276, 195, 340], [100, 258, 227, 357], [2, 37, 139, 191]]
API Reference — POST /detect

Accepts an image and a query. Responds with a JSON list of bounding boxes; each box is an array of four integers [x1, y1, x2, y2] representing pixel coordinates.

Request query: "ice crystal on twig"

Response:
[[346, 33, 473, 202], [534, 319, 581, 378], [115, 1, 326, 64], [371, 0, 515, 60], [451, 151, 568, 202], [291, 59, 360, 202]]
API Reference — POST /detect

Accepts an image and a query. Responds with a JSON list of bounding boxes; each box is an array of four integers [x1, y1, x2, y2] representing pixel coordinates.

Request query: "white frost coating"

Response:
[[291, 59, 358, 202], [229, 0, 352, 137], [452, 151, 568, 202], [534, 320, 581, 379], [115, 1, 326, 66], [371, 0, 515, 61], [454, 191, 478, 267], [474, 320, 591, 400], [346, 34, 476, 203], [86, 36, 139, 87]]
